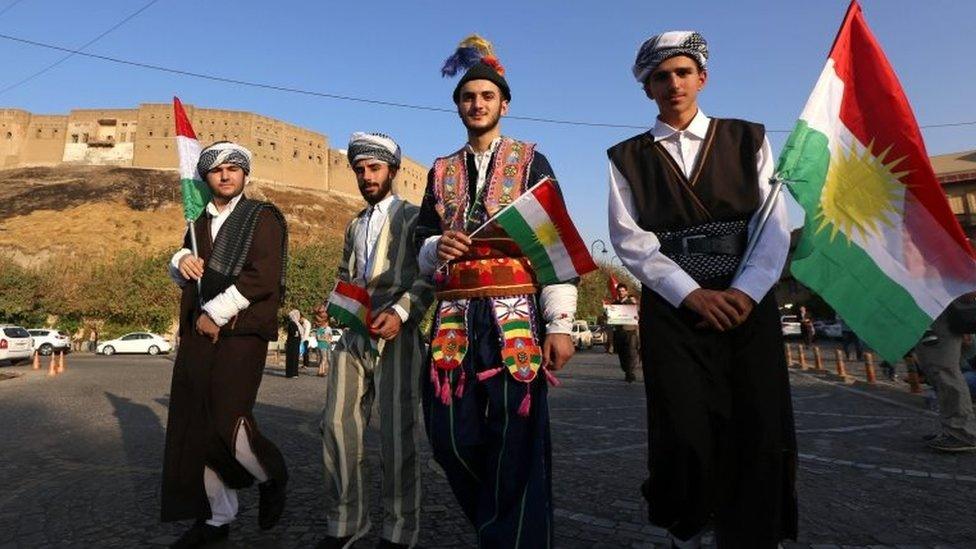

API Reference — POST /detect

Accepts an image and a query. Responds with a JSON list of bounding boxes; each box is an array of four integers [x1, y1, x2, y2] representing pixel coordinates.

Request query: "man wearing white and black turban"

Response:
[[632, 30, 709, 85], [346, 131, 401, 168], [197, 141, 253, 180], [609, 29, 797, 549]]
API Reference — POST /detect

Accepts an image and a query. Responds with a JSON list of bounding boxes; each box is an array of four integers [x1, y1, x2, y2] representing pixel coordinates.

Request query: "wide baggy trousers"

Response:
[[639, 291, 798, 547], [424, 298, 553, 548], [320, 328, 425, 546]]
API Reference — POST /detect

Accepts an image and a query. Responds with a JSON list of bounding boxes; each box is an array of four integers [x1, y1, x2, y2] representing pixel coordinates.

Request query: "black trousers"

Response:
[[423, 298, 553, 548], [639, 290, 798, 547], [614, 328, 639, 377]]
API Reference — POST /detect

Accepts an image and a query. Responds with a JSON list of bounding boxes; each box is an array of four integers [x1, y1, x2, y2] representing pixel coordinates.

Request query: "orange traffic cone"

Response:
[[56, 351, 65, 374], [32, 351, 40, 370], [47, 352, 57, 376]]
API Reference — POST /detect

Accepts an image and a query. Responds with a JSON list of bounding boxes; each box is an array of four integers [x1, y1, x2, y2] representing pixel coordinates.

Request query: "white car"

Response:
[[570, 320, 593, 349], [0, 325, 34, 365], [781, 315, 802, 338], [28, 329, 71, 356], [97, 332, 172, 356]]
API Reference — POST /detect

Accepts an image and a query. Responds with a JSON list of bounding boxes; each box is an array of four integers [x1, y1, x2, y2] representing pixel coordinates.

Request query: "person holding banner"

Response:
[[162, 141, 290, 546], [316, 132, 433, 549], [607, 32, 797, 547], [414, 35, 587, 547], [611, 283, 639, 383]]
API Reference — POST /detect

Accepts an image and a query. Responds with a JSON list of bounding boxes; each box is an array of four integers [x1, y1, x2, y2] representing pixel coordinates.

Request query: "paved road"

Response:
[[0, 350, 973, 548]]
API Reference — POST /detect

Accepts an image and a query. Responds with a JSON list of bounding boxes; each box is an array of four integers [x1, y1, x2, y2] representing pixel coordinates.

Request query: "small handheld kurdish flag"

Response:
[[173, 97, 210, 221], [778, 1, 976, 361], [490, 177, 598, 284], [326, 281, 378, 354]]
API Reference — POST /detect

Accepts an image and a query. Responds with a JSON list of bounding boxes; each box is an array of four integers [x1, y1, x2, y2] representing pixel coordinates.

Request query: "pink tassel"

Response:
[[431, 364, 441, 396], [543, 367, 561, 387], [517, 387, 531, 417], [454, 369, 467, 398], [477, 366, 504, 382], [439, 374, 452, 405]]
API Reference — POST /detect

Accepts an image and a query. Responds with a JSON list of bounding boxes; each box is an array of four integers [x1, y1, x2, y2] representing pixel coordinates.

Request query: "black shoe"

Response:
[[258, 478, 287, 530], [169, 520, 229, 548], [315, 535, 353, 549], [377, 540, 409, 549]]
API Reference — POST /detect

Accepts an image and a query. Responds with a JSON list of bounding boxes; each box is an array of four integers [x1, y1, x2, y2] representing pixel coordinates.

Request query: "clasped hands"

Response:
[[682, 287, 754, 331]]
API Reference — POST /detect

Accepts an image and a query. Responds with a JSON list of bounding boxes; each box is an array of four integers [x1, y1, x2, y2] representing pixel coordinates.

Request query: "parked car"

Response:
[[570, 320, 593, 350], [0, 325, 34, 365], [781, 315, 802, 338], [813, 320, 843, 339], [97, 332, 172, 356], [28, 329, 71, 356], [590, 325, 608, 346]]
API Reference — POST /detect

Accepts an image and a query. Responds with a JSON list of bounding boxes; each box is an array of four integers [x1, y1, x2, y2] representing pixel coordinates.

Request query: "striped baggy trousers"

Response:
[[320, 328, 424, 546]]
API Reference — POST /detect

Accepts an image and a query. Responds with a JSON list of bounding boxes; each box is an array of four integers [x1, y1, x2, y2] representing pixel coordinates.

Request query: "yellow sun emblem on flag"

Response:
[[816, 139, 910, 244], [535, 221, 561, 247]]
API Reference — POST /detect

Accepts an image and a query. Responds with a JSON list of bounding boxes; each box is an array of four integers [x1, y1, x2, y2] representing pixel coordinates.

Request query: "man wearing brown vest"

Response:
[[607, 32, 797, 548], [162, 142, 289, 547]]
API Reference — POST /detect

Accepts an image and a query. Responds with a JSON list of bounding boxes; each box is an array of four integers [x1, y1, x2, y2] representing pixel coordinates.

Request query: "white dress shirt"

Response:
[[168, 194, 252, 327], [352, 194, 408, 322], [608, 109, 789, 307], [418, 138, 577, 334]]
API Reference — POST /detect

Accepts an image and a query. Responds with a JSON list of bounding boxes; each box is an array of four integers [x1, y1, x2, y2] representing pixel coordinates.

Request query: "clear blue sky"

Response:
[[1, 0, 973, 251]]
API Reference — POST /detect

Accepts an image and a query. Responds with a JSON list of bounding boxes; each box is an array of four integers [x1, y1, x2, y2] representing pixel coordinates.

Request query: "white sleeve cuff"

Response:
[[418, 235, 441, 276], [201, 284, 251, 327], [540, 283, 577, 335], [168, 248, 192, 286], [656, 270, 700, 308], [391, 304, 409, 323]]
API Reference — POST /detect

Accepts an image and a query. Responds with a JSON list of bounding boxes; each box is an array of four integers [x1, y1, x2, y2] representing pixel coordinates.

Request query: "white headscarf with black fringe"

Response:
[[197, 141, 252, 180], [632, 31, 709, 85]]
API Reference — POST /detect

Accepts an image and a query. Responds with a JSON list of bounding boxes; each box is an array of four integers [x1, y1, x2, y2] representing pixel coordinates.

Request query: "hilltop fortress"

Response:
[[0, 103, 427, 204]]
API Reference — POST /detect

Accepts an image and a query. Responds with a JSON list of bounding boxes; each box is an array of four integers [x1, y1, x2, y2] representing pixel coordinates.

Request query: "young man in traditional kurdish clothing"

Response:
[[414, 36, 578, 547], [162, 141, 289, 547], [316, 133, 434, 549], [607, 32, 798, 548]]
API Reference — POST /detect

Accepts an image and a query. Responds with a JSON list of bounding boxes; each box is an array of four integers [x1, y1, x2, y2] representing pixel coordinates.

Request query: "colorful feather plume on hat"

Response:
[[441, 34, 505, 77]]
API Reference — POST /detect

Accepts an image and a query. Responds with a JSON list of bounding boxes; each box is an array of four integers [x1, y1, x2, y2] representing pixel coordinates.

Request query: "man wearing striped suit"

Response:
[[317, 133, 434, 549]]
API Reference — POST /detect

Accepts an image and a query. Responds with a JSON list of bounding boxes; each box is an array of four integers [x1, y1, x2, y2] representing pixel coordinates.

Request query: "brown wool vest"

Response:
[[607, 118, 765, 232]]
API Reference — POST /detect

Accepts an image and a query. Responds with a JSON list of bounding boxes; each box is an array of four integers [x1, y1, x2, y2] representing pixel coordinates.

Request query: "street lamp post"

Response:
[[590, 239, 608, 265]]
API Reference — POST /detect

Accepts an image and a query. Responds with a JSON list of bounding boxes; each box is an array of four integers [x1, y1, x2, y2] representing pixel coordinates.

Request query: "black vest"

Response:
[[607, 118, 765, 232]]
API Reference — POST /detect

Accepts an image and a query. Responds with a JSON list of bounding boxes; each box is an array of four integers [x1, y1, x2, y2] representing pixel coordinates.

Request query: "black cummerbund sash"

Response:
[[658, 219, 749, 285]]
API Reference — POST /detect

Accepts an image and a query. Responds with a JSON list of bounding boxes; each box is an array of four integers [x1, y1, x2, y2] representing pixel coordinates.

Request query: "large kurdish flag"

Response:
[[779, 1, 976, 361], [173, 97, 210, 221], [493, 177, 598, 285], [327, 281, 376, 351]]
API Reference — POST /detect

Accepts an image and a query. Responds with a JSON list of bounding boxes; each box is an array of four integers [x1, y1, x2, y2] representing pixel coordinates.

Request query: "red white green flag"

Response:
[[326, 281, 376, 351], [173, 97, 210, 221], [778, 1, 976, 361], [491, 178, 598, 285]]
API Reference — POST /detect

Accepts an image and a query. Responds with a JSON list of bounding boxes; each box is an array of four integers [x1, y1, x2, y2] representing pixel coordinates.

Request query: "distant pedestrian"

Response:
[[285, 309, 302, 379], [612, 283, 639, 383], [840, 318, 863, 360], [799, 305, 815, 345], [88, 329, 98, 353], [312, 304, 331, 377], [914, 300, 976, 452]]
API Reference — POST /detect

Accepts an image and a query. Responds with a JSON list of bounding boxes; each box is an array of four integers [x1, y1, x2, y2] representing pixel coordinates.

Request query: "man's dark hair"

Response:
[[616, 283, 628, 291]]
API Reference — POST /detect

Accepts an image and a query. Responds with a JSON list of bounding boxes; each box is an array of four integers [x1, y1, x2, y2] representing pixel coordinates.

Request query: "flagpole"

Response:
[[732, 176, 785, 280], [434, 178, 551, 273], [186, 218, 203, 306]]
